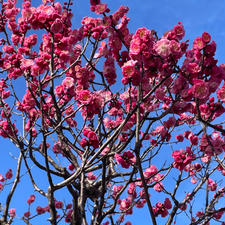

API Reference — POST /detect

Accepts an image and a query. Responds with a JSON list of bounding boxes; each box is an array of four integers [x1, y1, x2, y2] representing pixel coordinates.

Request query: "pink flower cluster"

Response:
[[135, 165, 164, 193], [121, 60, 141, 86], [63, 204, 72, 222], [112, 185, 123, 198], [172, 147, 194, 170], [153, 198, 172, 218], [0, 169, 13, 191], [208, 178, 217, 191], [55, 77, 76, 105], [0, 79, 10, 100], [81, 16, 108, 40], [0, 120, 18, 138], [80, 128, 99, 149], [103, 54, 117, 85], [114, 150, 136, 169], [77, 90, 104, 120], [199, 132, 225, 156], [189, 79, 209, 100], [22, 1, 68, 32], [119, 197, 133, 214], [36, 206, 49, 215], [179, 32, 225, 106]]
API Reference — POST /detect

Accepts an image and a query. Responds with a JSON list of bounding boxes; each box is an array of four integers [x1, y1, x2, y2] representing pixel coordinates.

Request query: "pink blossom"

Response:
[[208, 178, 217, 191], [155, 87, 165, 100], [191, 177, 197, 184], [164, 198, 172, 209], [101, 147, 110, 155], [55, 200, 63, 209], [127, 183, 136, 197], [163, 117, 176, 129], [144, 165, 157, 178], [52, 142, 62, 154], [135, 199, 146, 208], [68, 164, 75, 171], [193, 37, 205, 50], [5, 169, 13, 179], [172, 148, 194, 170], [125, 222, 132, 225], [202, 32, 211, 43], [2, 45, 14, 54], [24, 211, 31, 218], [62, 77, 74, 89], [122, 60, 139, 80], [154, 182, 164, 192], [51, 18, 63, 33], [176, 134, 184, 142], [196, 211, 204, 217], [78, 90, 92, 104], [154, 202, 169, 218], [189, 134, 199, 145], [119, 198, 132, 214], [139, 189, 149, 199], [129, 38, 141, 56], [0, 174, 4, 182], [36, 206, 45, 214], [115, 151, 136, 169], [21, 59, 35, 70], [83, 130, 99, 149], [217, 84, 225, 103], [87, 172, 97, 180], [95, 3, 107, 14], [186, 62, 201, 74], [173, 22, 185, 40], [103, 55, 116, 85], [27, 194, 35, 205], [9, 208, 16, 218], [80, 138, 88, 148], [170, 40, 181, 57], [55, 85, 64, 97], [154, 38, 171, 58], [90, 0, 100, 6], [191, 79, 209, 99]]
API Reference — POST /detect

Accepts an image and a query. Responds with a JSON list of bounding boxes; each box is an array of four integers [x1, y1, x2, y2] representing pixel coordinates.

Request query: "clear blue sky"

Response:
[[0, 0, 225, 224]]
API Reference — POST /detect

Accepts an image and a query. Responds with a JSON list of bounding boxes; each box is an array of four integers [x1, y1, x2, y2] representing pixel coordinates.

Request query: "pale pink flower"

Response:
[[129, 38, 141, 56], [153, 182, 164, 192], [154, 38, 171, 58], [62, 77, 74, 89], [9, 208, 16, 218], [122, 60, 138, 79]]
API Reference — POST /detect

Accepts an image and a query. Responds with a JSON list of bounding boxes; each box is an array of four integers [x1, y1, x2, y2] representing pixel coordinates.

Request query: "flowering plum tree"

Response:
[[0, 0, 225, 224]]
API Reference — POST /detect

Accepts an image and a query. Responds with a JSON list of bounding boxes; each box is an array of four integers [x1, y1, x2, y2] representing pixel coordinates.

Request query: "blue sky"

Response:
[[0, 0, 225, 224]]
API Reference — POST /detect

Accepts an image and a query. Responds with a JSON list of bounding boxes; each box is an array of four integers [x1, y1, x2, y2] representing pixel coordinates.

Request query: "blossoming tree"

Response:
[[0, 0, 225, 224]]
